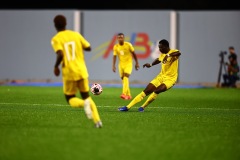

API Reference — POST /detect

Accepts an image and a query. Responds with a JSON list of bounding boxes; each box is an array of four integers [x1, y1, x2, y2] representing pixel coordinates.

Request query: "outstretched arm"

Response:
[[143, 58, 161, 68]]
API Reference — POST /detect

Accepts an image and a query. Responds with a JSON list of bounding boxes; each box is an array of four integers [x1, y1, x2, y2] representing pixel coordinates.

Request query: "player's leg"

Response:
[[137, 76, 162, 111], [229, 75, 237, 88], [118, 82, 156, 111], [122, 73, 131, 99], [222, 74, 228, 87], [128, 83, 156, 108], [139, 78, 175, 111], [80, 79, 102, 128], [118, 65, 126, 98], [123, 64, 133, 99], [140, 84, 167, 111], [64, 80, 84, 108]]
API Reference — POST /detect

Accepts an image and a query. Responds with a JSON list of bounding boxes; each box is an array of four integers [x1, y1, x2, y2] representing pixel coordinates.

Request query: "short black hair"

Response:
[[117, 33, 124, 36], [54, 15, 66, 30], [159, 39, 169, 47], [229, 46, 234, 50]]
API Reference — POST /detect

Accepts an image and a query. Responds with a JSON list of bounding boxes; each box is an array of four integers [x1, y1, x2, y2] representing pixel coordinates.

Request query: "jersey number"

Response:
[[64, 41, 76, 61]]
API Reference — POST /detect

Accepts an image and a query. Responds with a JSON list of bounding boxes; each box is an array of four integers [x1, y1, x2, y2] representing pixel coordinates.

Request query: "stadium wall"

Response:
[[0, 10, 239, 85]]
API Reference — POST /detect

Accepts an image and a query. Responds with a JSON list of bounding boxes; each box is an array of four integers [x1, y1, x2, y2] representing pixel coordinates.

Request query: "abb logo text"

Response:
[[103, 32, 152, 59]]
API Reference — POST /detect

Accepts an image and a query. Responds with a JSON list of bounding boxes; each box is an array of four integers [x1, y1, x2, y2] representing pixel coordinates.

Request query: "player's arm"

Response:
[[54, 50, 63, 76], [163, 51, 181, 63], [84, 46, 91, 51], [143, 58, 161, 68], [167, 51, 181, 57], [80, 34, 91, 51], [227, 64, 239, 73], [131, 51, 140, 70], [112, 55, 117, 72]]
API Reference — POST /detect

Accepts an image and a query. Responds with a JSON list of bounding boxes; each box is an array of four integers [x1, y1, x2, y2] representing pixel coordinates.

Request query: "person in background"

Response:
[[112, 33, 140, 100], [51, 14, 102, 128], [228, 46, 237, 64], [222, 62, 239, 88], [118, 39, 181, 112], [221, 46, 239, 88]]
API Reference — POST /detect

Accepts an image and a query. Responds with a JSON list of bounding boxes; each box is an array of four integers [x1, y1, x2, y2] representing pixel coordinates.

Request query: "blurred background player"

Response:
[[51, 15, 102, 128], [112, 33, 139, 100], [118, 39, 181, 112]]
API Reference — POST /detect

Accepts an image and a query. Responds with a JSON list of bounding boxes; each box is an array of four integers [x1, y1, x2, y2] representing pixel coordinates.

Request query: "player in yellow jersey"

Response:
[[51, 15, 102, 128], [112, 33, 140, 100], [118, 39, 181, 112]]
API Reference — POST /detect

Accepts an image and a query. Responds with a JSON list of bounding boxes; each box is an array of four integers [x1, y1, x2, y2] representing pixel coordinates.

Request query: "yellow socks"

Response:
[[69, 97, 84, 108], [141, 92, 158, 108], [127, 91, 146, 109], [126, 92, 158, 109], [87, 97, 101, 124], [69, 97, 102, 127], [123, 77, 130, 96]]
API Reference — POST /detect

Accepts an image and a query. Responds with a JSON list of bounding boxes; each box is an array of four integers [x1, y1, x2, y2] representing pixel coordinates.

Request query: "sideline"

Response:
[[1, 102, 239, 111]]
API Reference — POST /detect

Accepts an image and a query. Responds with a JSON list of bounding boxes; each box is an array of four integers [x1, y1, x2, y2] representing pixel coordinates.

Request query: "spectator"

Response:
[[222, 46, 239, 88], [228, 46, 237, 64]]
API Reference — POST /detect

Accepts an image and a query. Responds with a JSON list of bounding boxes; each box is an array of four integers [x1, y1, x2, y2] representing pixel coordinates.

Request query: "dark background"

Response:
[[1, 0, 240, 10]]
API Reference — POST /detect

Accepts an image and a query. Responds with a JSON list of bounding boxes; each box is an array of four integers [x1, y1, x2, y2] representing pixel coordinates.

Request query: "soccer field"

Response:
[[0, 86, 240, 160]]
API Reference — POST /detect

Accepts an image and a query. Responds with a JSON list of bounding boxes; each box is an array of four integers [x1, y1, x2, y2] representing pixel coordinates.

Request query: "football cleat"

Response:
[[138, 107, 144, 112], [118, 106, 129, 111], [95, 121, 103, 128], [120, 94, 126, 99], [126, 95, 132, 100], [120, 94, 132, 100]]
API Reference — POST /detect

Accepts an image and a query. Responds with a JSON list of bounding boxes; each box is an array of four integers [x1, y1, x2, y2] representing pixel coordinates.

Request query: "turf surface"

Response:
[[0, 86, 239, 160]]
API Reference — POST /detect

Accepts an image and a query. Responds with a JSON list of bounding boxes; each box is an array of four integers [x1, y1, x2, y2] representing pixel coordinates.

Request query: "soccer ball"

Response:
[[90, 83, 103, 95]]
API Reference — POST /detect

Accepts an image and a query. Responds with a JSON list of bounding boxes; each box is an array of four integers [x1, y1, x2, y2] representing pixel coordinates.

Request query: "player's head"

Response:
[[158, 39, 170, 53], [117, 33, 124, 45], [54, 15, 67, 31], [229, 46, 235, 54]]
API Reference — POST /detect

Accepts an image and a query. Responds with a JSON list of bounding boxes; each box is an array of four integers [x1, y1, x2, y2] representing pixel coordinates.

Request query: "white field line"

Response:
[[0, 102, 240, 111]]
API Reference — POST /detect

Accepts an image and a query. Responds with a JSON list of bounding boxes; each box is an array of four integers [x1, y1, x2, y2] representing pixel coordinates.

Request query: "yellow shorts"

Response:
[[118, 63, 132, 77], [63, 78, 90, 95], [150, 75, 176, 89]]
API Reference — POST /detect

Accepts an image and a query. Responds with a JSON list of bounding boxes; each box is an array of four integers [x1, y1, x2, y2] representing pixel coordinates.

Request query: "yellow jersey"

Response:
[[113, 42, 134, 67], [51, 30, 90, 81], [159, 49, 180, 81]]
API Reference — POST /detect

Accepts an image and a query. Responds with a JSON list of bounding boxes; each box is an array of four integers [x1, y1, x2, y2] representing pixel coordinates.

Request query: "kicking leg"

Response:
[[118, 83, 155, 111], [139, 83, 167, 111]]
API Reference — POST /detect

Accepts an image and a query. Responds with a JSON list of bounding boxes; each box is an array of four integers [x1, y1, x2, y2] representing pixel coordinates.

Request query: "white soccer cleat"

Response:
[[84, 99, 92, 119], [95, 121, 103, 128]]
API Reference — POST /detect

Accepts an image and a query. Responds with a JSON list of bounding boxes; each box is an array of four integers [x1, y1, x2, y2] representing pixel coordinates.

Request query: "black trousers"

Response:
[[222, 74, 238, 87]]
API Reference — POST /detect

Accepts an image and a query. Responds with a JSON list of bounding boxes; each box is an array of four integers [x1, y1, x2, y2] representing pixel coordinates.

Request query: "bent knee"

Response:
[[155, 84, 167, 94]]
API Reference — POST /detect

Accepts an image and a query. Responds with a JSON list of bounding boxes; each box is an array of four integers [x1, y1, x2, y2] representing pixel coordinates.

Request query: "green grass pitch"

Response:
[[0, 85, 240, 160]]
